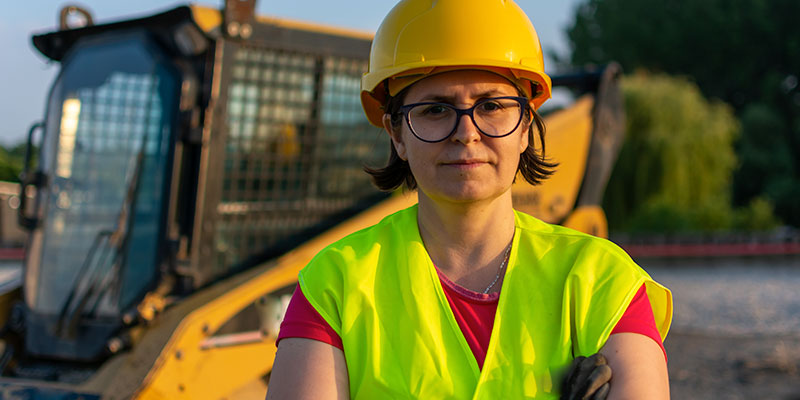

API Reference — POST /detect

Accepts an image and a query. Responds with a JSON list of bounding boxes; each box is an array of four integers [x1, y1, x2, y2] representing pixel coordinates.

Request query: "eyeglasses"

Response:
[[397, 96, 529, 143]]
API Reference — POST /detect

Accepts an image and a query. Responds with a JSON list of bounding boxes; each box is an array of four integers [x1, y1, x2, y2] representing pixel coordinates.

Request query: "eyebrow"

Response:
[[418, 89, 513, 103]]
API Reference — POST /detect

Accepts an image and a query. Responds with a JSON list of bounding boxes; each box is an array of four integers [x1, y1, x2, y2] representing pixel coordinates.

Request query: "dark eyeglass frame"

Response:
[[397, 96, 530, 143]]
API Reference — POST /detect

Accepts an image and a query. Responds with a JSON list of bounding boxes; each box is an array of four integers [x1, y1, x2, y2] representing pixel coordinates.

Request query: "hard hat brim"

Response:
[[361, 62, 552, 128]]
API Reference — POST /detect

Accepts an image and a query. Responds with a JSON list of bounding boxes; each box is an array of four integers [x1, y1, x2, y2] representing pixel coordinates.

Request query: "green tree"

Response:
[[603, 73, 741, 232], [0, 145, 23, 182], [565, 0, 800, 226]]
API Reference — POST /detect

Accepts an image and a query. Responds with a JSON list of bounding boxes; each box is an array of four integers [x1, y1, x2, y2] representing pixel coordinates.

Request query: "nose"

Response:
[[450, 113, 481, 144]]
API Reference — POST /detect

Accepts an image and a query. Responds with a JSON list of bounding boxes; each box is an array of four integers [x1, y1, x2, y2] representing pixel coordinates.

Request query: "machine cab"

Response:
[[14, 3, 384, 370]]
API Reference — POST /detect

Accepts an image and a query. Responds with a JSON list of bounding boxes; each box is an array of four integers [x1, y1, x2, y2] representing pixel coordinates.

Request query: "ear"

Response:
[[519, 108, 532, 154], [519, 128, 529, 154], [383, 113, 408, 161]]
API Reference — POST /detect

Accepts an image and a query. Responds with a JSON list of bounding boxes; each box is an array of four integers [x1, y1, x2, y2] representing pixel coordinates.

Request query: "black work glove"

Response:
[[560, 353, 613, 400]]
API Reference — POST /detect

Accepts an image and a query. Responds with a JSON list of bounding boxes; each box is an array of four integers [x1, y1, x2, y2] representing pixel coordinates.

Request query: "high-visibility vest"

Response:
[[299, 205, 672, 399]]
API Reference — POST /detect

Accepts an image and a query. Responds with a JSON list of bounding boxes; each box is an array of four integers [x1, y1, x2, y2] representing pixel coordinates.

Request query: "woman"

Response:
[[267, 1, 672, 399]]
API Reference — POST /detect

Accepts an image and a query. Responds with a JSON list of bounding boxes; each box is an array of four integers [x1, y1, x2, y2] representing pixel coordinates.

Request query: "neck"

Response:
[[416, 190, 516, 288]]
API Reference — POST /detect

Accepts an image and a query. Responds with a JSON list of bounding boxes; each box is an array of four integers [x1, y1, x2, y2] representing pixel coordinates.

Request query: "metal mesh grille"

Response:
[[214, 46, 387, 271]]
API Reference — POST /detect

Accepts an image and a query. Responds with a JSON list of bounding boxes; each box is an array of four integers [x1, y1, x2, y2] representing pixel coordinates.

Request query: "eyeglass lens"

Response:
[[407, 98, 524, 142]]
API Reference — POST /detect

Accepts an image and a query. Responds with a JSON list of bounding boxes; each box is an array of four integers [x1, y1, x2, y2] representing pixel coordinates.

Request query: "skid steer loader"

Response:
[[0, 1, 624, 398]]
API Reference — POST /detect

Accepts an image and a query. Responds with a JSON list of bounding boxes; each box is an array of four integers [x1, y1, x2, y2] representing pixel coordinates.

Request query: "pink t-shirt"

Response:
[[278, 275, 665, 368]]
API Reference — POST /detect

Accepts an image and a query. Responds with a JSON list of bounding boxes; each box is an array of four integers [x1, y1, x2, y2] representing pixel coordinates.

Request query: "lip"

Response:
[[441, 159, 488, 169]]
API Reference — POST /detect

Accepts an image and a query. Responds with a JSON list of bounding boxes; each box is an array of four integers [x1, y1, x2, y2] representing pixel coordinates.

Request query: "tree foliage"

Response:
[[565, 0, 800, 226], [603, 73, 750, 232], [0, 144, 25, 182]]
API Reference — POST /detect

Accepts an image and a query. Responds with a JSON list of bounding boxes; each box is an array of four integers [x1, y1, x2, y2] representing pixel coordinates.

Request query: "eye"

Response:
[[419, 104, 449, 115], [478, 100, 505, 112]]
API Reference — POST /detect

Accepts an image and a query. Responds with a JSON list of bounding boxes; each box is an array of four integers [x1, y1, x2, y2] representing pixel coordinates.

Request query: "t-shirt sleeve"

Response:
[[275, 283, 344, 350], [610, 284, 667, 362]]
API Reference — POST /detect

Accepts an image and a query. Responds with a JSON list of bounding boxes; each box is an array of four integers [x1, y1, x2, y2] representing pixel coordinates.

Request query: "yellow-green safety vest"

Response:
[[299, 205, 672, 399]]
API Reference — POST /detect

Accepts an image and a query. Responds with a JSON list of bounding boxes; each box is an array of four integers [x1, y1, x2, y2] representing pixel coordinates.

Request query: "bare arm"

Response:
[[266, 338, 350, 400], [600, 333, 670, 400]]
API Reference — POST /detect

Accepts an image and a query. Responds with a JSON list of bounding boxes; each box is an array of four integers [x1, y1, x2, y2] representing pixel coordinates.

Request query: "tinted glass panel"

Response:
[[31, 33, 178, 315]]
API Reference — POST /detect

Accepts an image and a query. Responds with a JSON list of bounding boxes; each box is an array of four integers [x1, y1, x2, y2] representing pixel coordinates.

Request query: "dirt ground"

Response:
[[665, 332, 800, 399]]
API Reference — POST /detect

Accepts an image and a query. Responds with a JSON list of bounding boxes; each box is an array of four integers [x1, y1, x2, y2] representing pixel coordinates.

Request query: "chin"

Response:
[[423, 184, 510, 205]]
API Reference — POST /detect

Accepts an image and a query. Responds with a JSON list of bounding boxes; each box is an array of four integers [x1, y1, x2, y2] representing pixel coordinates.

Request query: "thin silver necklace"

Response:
[[482, 242, 512, 294]]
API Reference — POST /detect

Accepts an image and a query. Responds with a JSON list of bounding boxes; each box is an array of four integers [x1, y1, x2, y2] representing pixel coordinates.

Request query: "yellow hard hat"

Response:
[[361, 0, 552, 127]]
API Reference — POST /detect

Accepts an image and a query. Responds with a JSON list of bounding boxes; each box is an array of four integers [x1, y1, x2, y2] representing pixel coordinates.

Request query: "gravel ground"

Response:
[[640, 255, 800, 399]]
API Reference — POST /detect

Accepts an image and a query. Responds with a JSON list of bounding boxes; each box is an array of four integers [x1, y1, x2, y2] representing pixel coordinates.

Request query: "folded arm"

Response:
[[266, 338, 350, 400], [600, 332, 670, 399]]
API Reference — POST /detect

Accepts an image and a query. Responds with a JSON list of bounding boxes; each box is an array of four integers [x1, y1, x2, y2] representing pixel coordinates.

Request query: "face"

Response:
[[383, 70, 530, 205]]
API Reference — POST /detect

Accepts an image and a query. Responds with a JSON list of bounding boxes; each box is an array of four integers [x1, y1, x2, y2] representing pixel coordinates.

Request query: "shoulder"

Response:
[[513, 209, 636, 272], [297, 205, 420, 331], [513, 211, 673, 341], [317, 204, 416, 255]]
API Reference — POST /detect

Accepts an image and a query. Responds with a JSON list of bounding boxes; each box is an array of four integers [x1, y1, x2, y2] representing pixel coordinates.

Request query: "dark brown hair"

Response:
[[364, 85, 557, 191]]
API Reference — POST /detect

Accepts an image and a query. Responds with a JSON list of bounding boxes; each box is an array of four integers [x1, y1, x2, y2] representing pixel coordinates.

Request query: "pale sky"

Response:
[[0, 0, 583, 145]]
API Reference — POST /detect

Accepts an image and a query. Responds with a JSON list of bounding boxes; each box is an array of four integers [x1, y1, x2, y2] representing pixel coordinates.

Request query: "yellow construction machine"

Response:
[[0, 1, 624, 398]]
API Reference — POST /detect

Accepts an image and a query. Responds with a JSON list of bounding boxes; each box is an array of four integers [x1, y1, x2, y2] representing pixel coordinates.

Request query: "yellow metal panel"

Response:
[[189, 5, 373, 40], [189, 5, 223, 34], [135, 193, 418, 399], [512, 96, 594, 224], [561, 205, 608, 238], [254, 14, 374, 40]]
